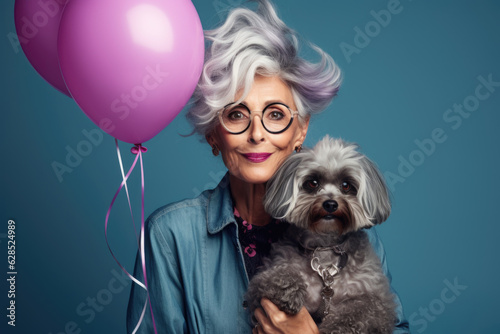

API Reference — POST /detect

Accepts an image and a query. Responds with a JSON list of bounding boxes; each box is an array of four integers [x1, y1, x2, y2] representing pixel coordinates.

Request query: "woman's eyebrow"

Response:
[[263, 99, 288, 105], [238, 100, 290, 108]]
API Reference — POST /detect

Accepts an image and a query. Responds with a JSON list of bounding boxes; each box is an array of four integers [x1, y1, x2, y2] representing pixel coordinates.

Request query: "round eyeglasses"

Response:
[[217, 102, 299, 135]]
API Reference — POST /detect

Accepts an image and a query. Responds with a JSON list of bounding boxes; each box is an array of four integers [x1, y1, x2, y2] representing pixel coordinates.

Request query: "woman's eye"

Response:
[[268, 110, 285, 120], [341, 181, 351, 193], [227, 110, 246, 120], [303, 179, 319, 191]]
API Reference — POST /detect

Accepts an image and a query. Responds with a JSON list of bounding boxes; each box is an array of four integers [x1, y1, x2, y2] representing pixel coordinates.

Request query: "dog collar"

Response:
[[297, 232, 348, 254]]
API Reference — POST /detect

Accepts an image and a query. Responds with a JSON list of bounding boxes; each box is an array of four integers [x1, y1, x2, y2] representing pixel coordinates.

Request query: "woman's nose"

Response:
[[248, 114, 265, 143]]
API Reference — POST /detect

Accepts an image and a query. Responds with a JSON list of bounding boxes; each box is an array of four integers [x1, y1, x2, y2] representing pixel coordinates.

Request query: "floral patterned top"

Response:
[[234, 208, 290, 279]]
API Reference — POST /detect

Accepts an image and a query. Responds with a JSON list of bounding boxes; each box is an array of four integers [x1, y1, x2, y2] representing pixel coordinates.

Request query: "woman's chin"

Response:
[[230, 169, 273, 186]]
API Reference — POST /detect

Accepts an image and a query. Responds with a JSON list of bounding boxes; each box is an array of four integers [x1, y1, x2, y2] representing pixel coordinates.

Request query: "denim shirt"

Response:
[[127, 173, 410, 333]]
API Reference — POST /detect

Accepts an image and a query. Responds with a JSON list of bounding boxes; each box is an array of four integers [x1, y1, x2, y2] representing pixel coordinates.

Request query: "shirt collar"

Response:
[[206, 172, 236, 234]]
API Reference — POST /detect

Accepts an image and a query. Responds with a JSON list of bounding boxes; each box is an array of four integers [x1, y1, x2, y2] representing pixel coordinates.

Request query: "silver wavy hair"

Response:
[[186, 0, 342, 137]]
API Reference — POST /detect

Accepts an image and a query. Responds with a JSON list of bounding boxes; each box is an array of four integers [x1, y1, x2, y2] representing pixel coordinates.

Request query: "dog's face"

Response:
[[264, 136, 391, 235]]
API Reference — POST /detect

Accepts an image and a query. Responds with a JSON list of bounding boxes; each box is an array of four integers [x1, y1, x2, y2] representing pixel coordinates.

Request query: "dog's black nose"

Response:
[[323, 200, 338, 213]]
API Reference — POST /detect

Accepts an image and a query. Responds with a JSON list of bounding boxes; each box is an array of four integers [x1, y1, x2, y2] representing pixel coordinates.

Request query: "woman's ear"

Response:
[[206, 131, 222, 156], [205, 133, 212, 145], [295, 116, 310, 148], [205, 131, 217, 147]]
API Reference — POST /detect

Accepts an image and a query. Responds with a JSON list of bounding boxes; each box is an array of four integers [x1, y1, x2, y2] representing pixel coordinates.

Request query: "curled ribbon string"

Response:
[[104, 142, 157, 334]]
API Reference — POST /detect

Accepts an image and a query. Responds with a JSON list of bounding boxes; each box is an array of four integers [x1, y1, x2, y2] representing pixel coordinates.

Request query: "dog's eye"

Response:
[[341, 181, 351, 193], [303, 179, 319, 191]]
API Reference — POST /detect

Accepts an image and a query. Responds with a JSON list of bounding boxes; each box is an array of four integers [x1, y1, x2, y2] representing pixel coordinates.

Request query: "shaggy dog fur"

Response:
[[245, 136, 397, 334]]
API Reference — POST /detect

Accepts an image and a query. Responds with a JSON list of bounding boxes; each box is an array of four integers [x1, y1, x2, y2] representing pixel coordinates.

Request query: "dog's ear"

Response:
[[264, 153, 304, 220], [359, 156, 391, 225]]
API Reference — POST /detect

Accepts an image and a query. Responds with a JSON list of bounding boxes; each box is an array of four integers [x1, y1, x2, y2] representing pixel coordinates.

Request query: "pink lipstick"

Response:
[[243, 153, 272, 163]]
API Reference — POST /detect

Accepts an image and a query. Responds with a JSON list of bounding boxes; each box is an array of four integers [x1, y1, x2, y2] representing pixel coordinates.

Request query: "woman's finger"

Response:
[[260, 298, 287, 325]]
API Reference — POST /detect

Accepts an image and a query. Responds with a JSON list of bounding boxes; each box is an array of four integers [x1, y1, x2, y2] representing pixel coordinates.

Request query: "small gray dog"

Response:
[[246, 136, 397, 334]]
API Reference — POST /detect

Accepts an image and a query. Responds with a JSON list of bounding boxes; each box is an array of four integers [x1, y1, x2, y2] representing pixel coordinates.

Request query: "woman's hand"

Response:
[[252, 298, 320, 334]]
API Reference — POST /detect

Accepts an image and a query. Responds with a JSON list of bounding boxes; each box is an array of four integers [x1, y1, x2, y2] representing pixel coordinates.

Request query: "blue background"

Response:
[[1, 0, 499, 333]]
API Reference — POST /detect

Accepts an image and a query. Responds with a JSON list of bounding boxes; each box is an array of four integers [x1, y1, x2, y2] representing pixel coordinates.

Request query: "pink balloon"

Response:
[[14, 0, 71, 96], [58, 0, 204, 144]]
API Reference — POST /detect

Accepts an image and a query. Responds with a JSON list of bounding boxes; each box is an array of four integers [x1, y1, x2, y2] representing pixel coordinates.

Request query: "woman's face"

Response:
[[208, 75, 309, 185]]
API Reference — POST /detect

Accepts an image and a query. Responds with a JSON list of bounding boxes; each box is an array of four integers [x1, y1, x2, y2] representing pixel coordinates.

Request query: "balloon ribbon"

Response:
[[104, 139, 157, 334]]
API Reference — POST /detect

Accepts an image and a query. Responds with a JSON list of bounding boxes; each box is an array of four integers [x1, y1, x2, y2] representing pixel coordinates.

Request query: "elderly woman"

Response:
[[127, 1, 409, 333]]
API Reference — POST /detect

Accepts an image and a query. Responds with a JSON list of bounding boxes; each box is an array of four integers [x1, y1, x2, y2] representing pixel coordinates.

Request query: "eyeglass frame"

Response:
[[217, 102, 300, 135]]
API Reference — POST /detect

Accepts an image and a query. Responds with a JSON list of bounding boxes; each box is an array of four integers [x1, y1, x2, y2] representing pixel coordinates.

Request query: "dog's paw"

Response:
[[262, 271, 307, 315]]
